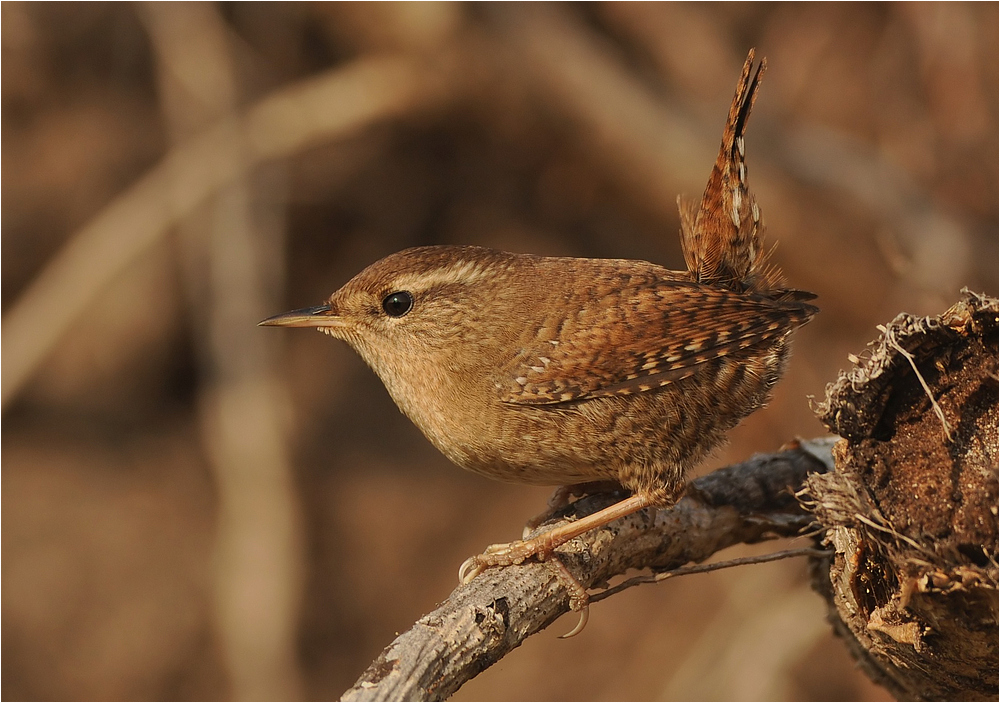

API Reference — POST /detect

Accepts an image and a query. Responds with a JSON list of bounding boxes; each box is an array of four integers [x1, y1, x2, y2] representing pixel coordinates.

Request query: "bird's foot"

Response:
[[458, 491, 659, 637], [460, 491, 656, 586], [458, 533, 592, 637], [458, 533, 556, 583], [547, 555, 591, 638]]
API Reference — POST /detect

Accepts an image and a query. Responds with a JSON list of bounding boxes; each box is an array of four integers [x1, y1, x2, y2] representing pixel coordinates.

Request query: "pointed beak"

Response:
[[258, 304, 342, 328]]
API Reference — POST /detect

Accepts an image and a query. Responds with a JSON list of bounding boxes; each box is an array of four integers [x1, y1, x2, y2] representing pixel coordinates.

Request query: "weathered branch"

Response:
[[341, 439, 833, 701]]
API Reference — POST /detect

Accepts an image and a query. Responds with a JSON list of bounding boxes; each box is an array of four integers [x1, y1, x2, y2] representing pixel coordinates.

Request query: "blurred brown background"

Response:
[[2, 2, 996, 700]]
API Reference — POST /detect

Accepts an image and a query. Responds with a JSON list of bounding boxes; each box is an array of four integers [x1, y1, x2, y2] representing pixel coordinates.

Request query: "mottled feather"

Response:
[[500, 277, 816, 405], [679, 49, 774, 293]]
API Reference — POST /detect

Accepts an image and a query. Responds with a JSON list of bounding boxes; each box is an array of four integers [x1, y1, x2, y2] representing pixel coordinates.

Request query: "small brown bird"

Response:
[[262, 50, 816, 610]]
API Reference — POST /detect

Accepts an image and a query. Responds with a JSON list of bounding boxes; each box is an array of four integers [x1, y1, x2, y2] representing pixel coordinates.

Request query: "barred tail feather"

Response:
[[679, 49, 779, 294]]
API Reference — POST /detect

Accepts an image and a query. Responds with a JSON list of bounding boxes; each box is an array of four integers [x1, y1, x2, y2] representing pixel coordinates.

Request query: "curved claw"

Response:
[[558, 605, 590, 639], [458, 555, 484, 584]]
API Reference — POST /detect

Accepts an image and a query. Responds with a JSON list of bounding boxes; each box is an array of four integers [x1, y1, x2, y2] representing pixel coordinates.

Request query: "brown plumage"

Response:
[[261, 50, 816, 613], [680, 49, 775, 292]]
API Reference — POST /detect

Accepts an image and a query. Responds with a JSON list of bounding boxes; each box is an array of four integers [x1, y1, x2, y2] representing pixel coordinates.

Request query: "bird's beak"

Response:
[[258, 304, 342, 328]]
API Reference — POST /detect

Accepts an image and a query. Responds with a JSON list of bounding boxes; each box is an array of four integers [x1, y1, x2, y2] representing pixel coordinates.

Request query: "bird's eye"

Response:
[[381, 291, 413, 317]]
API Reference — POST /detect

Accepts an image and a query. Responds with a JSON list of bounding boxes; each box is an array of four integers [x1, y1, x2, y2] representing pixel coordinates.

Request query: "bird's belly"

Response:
[[410, 350, 788, 492], [432, 391, 702, 489]]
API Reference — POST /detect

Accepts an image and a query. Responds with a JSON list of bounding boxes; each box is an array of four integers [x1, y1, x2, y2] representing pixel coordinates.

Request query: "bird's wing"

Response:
[[498, 280, 815, 405]]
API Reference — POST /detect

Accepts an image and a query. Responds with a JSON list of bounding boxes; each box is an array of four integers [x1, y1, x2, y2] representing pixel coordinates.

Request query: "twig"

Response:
[[880, 324, 954, 442], [853, 512, 937, 559], [589, 547, 833, 604]]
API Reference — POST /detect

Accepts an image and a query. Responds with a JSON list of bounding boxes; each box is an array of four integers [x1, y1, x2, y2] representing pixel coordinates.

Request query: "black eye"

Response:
[[381, 291, 413, 317]]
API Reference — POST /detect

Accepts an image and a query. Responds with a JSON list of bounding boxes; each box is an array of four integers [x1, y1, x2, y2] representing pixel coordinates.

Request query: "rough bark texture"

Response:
[[341, 443, 832, 701], [807, 290, 999, 701]]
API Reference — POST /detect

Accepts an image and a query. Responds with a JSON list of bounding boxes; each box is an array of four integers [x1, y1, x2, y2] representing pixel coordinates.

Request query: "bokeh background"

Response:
[[3, 2, 996, 700]]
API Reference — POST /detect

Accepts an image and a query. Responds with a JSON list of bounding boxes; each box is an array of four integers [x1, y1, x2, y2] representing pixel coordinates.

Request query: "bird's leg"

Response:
[[459, 491, 658, 584], [459, 491, 660, 637], [522, 480, 627, 538]]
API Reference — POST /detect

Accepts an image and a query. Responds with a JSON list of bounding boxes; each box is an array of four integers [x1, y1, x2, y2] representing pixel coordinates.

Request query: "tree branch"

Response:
[[341, 439, 834, 701]]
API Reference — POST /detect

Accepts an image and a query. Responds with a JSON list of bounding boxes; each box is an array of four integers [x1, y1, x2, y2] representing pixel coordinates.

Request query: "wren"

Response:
[[262, 51, 816, 604]]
